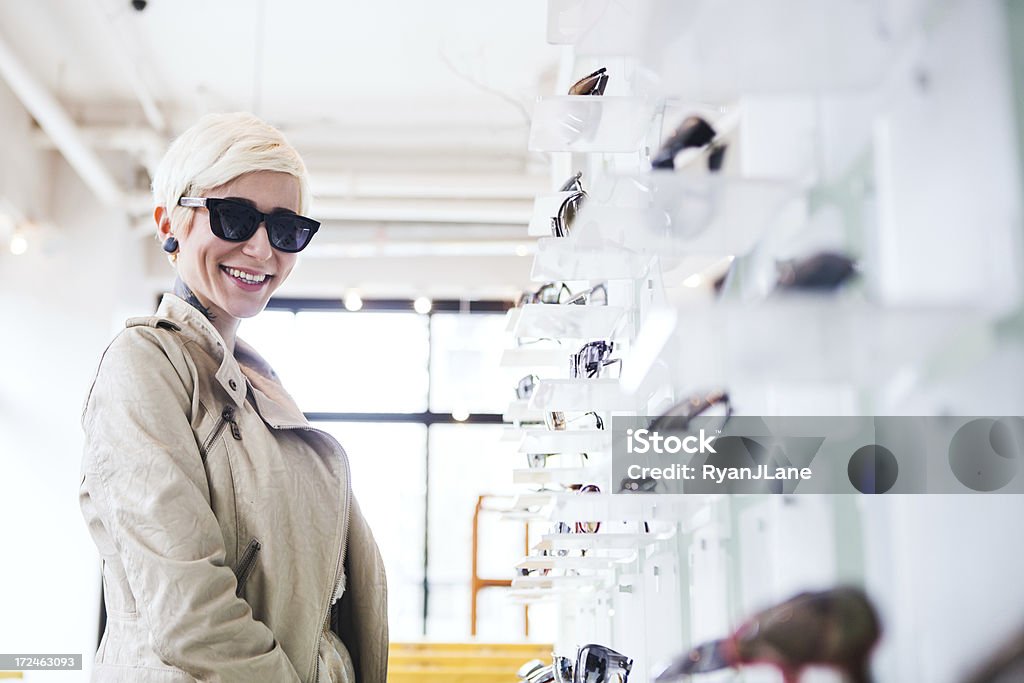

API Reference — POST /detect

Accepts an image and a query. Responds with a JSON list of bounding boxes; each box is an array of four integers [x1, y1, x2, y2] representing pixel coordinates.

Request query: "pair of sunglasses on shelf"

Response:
[[554, 484, 602, 535], [518, 643, 631, 683], [655, 587, 879, 683], [550, 171, 588, 238], [617, 390, 731, 494], [179, 197, 320, 252], [572, 340, 621, 380], [650, 115, 728, 173], [525, 452, 589, 470], [569, 67, 609, 97], [518, 280, 607, 307]]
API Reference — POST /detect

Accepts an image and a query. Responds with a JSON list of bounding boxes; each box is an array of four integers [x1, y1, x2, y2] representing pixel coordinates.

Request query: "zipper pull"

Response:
[[222, 406, 243, 440]]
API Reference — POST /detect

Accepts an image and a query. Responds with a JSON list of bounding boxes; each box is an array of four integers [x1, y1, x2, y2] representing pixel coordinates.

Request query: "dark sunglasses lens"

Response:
[[569, 68, 608, 96], [267, 215, 318, 253], [578, 649, 604, 683], [559, 193, 585, 236], [211, 201, 259, 241]]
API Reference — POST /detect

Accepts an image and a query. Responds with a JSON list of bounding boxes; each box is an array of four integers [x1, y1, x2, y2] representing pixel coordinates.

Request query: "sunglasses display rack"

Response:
[[512, 303, 628, 341]]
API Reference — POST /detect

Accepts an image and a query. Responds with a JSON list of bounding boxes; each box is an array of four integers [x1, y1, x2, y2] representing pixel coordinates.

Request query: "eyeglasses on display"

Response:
[[552, 173, 588, 238], [651, 115, 722, 172], [517, 280, 607, 307], [654, 587, 880, 682], [571, 340, 621, 379], [574, 483, 602, 534], [179, 197, 320, 253], [568, 68, 609, 96], [576, 643, 632, 683], [545, 410, 605, 432], [526, 452, 589, 470], [649, 389, 732, 433], [516, 374, 540, 401], [776, 251, 858, 291]]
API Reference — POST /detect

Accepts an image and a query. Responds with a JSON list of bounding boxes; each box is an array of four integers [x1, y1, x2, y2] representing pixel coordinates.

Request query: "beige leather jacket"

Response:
[[79, 293, 388, 682]]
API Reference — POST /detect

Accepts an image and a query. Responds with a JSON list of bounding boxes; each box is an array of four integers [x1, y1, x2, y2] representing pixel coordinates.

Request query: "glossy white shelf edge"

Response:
[[528, 378, 638, 411], [499, 347, 570, 368], [529, 96, 657, 153], [531, 237, 655, 282], [518, 428, 612, 453], [512, 303, 627, 341]]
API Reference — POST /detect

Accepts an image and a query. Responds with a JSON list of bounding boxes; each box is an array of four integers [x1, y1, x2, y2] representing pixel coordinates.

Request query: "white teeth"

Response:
[[225, 267, 267, 284]]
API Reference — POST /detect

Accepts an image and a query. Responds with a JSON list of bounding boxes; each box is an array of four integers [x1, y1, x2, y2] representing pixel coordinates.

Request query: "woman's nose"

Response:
[[241, 222, 274, 260]]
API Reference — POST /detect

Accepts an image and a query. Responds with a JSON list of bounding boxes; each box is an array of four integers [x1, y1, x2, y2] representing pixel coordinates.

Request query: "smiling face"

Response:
[[163, 170, 301, 325]]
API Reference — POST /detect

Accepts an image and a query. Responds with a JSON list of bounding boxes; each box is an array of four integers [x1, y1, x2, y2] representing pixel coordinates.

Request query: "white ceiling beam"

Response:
[[312, 198, 531, 224], [310, 171, 548, 200], [0, 34, 123, 206]]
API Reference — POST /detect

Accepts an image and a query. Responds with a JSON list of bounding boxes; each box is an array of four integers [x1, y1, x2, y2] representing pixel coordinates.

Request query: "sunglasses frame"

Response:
[[568, 68, 609, 96], [571, 341, 621, 380], [649, 390, 732, 432], [575, 644, 633, 683], [179, 196, 321, 253]]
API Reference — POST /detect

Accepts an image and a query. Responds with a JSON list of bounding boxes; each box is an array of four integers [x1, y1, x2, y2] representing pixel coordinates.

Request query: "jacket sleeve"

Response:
[[81, 327, 302, 682]]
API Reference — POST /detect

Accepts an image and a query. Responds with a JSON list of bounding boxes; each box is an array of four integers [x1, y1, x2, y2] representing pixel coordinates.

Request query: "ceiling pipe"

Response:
[[91, 0, 166, 134], [0, 33, 123, 206]]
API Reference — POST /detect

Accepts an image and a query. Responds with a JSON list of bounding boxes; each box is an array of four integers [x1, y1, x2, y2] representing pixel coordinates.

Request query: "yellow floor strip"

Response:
[[388, 642, 553, 683]]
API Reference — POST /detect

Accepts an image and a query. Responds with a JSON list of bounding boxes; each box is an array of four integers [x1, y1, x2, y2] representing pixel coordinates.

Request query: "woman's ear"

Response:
[[154, 205, 171, 239]]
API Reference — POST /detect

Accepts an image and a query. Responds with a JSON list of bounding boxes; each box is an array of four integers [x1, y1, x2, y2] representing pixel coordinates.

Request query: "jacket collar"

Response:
[[155, 293, 309, 428]]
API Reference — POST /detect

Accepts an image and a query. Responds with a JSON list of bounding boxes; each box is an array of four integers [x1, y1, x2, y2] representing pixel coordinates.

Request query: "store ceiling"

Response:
[[0, 0, 563, 276]]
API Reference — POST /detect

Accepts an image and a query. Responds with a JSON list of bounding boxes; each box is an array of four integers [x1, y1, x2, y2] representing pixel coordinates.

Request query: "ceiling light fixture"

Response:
[[344, 291, 363, 312], [9, 232, 27, 256], [413, 297, 433, 315]]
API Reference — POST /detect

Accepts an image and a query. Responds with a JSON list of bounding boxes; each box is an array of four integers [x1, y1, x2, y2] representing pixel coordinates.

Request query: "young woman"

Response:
[[79, 112, 387, 682]]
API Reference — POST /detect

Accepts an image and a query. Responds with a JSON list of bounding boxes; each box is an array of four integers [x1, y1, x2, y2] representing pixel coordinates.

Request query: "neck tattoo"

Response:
[[174, 277, 216, 321]]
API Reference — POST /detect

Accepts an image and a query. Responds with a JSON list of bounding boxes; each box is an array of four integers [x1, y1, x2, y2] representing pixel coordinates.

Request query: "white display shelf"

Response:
[[546, 1, 919, 97], [517, 554, 626, 571], [536, 531, 673, 551], [518, 428, 611, 454], [512, 303, 627, 341], [504, 307, 521, 333], [500, 426, 522, 443], [503, 399, 546, 424], [620, 299, 992, 391], [507, 586, 603, 604], [528, 96, 657, 153], [511, 575, 611, 590], [530, 236, 654, 282], [503, 492, 557, 521], [574, 174, 804, 257], [499, 346, 570, 368], [512, 467, 607, 487], [528, 379, 639, 412]]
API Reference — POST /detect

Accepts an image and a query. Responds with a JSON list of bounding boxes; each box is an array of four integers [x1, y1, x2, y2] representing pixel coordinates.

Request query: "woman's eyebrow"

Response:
[[225, 196, 296, 213]]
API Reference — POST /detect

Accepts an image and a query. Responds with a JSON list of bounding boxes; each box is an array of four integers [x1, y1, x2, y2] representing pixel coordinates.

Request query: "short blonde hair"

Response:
[[151, 112, 312, 239]]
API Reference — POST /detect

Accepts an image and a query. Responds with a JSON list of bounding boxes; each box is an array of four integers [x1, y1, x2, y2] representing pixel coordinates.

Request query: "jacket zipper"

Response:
[[200, 405, 243, 461], [291, 426, 351, 683], [234, 538, 261, 597]]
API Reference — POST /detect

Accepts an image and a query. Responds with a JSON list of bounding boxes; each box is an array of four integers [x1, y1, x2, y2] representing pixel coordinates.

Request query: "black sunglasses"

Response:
[[575, 644, 632, 683], [571, 341, 621, 379], [649, 390, 732, 432], [179, 197, 321, 253], [552, 173, 587, 238], [569, 68, 609, 96]]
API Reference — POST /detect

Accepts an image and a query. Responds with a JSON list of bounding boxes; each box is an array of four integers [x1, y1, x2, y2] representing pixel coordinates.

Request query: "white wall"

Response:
[[0, 71, 151, 677]]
